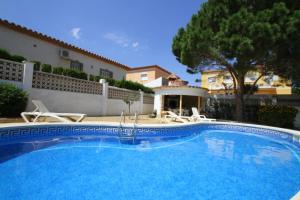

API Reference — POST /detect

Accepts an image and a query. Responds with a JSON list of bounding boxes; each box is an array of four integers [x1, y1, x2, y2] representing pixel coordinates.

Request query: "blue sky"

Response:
[[0, 0, 205, 85]]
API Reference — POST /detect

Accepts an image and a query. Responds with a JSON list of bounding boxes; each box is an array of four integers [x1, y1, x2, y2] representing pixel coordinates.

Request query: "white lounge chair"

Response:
[[191, 107, 216, 122], [164, 111, 190, 123], [21, 100, 86, 123]]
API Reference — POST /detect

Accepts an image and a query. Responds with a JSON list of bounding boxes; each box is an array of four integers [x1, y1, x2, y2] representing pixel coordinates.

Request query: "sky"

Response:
[[0, 0, 205, 85]]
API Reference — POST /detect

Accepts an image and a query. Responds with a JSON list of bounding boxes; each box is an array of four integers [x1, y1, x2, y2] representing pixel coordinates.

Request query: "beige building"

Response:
[[0, 19, 129, 80], [201, 69, 292, 95], [126, 65, 172, 85]]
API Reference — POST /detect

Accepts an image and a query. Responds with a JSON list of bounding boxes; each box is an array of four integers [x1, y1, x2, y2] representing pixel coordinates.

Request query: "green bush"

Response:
[[32, 61, 41, 71], [0, 83, 28, 117], [258, 105, 298, 128], [79, 72, 88, 80], [89, 74, 95, 81], [41, 64, 52, 73], [52, 67, 64, 75], [0, 48, 11, 60], [106, 77, 116, 86], [63, 68, 88, 80], [10, 55, 26, 62], [114, 79, 153, 93], [94, 76, 101, 82]]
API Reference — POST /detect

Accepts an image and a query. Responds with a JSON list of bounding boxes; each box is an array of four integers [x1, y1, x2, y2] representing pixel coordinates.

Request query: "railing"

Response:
[[143, 94, 154, 104], [0, 58, 23, 82], [117, 111, 138, 144], [32, 71, 103, 95], [108, 86, 140, 100]]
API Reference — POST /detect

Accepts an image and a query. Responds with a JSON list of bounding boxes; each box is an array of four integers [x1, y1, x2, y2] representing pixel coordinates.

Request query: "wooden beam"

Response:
[[179, 95, 183, 116], [198, 96, 201, 111]]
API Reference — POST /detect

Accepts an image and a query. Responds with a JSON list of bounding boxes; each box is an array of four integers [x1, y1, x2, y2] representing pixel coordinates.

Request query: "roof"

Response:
[[153, 85, 208, 91], [0, 19, 130, 70], [129, 65, 172, 75], [167, 73, 179, 80]]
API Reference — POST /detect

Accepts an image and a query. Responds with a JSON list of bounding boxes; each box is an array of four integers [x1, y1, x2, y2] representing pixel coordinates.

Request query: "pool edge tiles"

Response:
[[0, 122, 299, 147]]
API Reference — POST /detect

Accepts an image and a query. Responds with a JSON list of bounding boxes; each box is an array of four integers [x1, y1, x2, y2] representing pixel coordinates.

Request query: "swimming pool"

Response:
[[0, 122, 300, 199]]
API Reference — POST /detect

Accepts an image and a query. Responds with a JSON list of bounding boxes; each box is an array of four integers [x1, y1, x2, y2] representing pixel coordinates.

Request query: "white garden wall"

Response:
[[143, 104, 154, 114], [28, 88, 105, 116], [107, 99, 141, 116], [0, 59, 154, 116]]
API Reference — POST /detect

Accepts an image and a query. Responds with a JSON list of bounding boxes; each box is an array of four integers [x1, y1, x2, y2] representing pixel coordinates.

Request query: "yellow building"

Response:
[[201, 70, 292, 95]]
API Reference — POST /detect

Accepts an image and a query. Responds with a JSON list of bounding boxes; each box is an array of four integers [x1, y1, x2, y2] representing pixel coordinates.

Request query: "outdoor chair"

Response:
[[21, 100, 86, 123]]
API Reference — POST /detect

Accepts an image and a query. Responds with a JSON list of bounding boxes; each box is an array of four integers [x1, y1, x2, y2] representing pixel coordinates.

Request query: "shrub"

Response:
[[41, 64, 52, 73], [89, 74, 95, 81], [0, 48, 11, 60], [114, 79, 153, 93], [0, 83, 28, 117], [94, 76, 101, 82], [63, 68, 88, 80], [10, 55, 26, 62], [106, 77, 116, 86], [79, 72, 88, 80], [63, 68, 78, 78], [32, 61, 41, 71], [52, 67, 64, 75], [258, 105, 298, 128]]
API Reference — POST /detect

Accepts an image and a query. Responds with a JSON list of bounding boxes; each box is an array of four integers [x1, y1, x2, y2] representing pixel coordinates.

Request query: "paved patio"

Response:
[[0, 115, 177, 124]]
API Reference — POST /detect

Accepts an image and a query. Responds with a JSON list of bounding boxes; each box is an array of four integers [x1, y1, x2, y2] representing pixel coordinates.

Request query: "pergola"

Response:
[[153, 86, 208, 117]]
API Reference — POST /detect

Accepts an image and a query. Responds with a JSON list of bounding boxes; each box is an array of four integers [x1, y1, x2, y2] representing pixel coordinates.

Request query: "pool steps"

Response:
[[117, 112, 138, 144]]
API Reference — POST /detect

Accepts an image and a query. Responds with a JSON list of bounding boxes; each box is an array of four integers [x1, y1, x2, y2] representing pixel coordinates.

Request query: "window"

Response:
[[140, 73, 148, 81], [70, 60, 83, 71], [246, 71, 258, 81], [208, 77, 216, 83], [223, 75, 232, 83], [100, 68, 113, 78]]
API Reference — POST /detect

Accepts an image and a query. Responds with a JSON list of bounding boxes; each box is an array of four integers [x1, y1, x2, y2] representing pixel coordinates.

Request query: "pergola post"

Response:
[[179, 95, 183, 116], [197, 96, 201, 112]]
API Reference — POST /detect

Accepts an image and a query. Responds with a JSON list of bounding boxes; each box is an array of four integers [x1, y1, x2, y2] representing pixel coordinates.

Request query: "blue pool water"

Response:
[[0, 127, 300, 200]]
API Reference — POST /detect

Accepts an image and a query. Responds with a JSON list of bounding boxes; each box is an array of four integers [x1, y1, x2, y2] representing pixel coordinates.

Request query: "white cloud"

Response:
[[103, 32, 142, 51], [103, 32, 129, 47], [70, 27, 81, 39], [132, 42, 139, 48]]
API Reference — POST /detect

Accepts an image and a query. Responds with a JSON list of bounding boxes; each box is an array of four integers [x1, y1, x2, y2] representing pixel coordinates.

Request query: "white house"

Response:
[[0, 19, 129, 80]]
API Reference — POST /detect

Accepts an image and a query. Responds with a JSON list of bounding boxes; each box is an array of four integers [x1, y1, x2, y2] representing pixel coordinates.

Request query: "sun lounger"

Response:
[[21, 100, 86, 123], [191, 107, 216, 122], [164, 111, 190, 123]]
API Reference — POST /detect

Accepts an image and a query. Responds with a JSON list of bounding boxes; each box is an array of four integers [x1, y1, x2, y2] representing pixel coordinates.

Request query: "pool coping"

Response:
[[0, 121, 299, 137]]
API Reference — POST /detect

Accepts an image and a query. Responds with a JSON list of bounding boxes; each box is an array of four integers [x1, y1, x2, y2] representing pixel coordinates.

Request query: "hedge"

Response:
[[0, 48, 11, 60], [257, 105, 298, 128], [32, 61, 41, 71], [0, 48, 27, 62], [0, 83, 28, 117], [63, 68, 87, 80], [10, 55, 26, 62], [41, 64, 52, 73], [52, 67, 65, 75], [88, 75, 153, 93]]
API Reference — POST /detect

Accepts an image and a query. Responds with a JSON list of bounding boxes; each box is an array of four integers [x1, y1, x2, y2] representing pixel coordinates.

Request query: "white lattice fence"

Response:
[[108, 87, 140, 100], [32, 71, 102, 94], [143, 94, 154, 104], [0, 58, 23, 82]]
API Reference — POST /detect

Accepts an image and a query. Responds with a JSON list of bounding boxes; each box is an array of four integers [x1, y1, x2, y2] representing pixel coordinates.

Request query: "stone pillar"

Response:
[[100, 79, 109, 116], [139, 90, 144, 114], [22, 61, 34, 91], [154, 94, 162, 118]]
